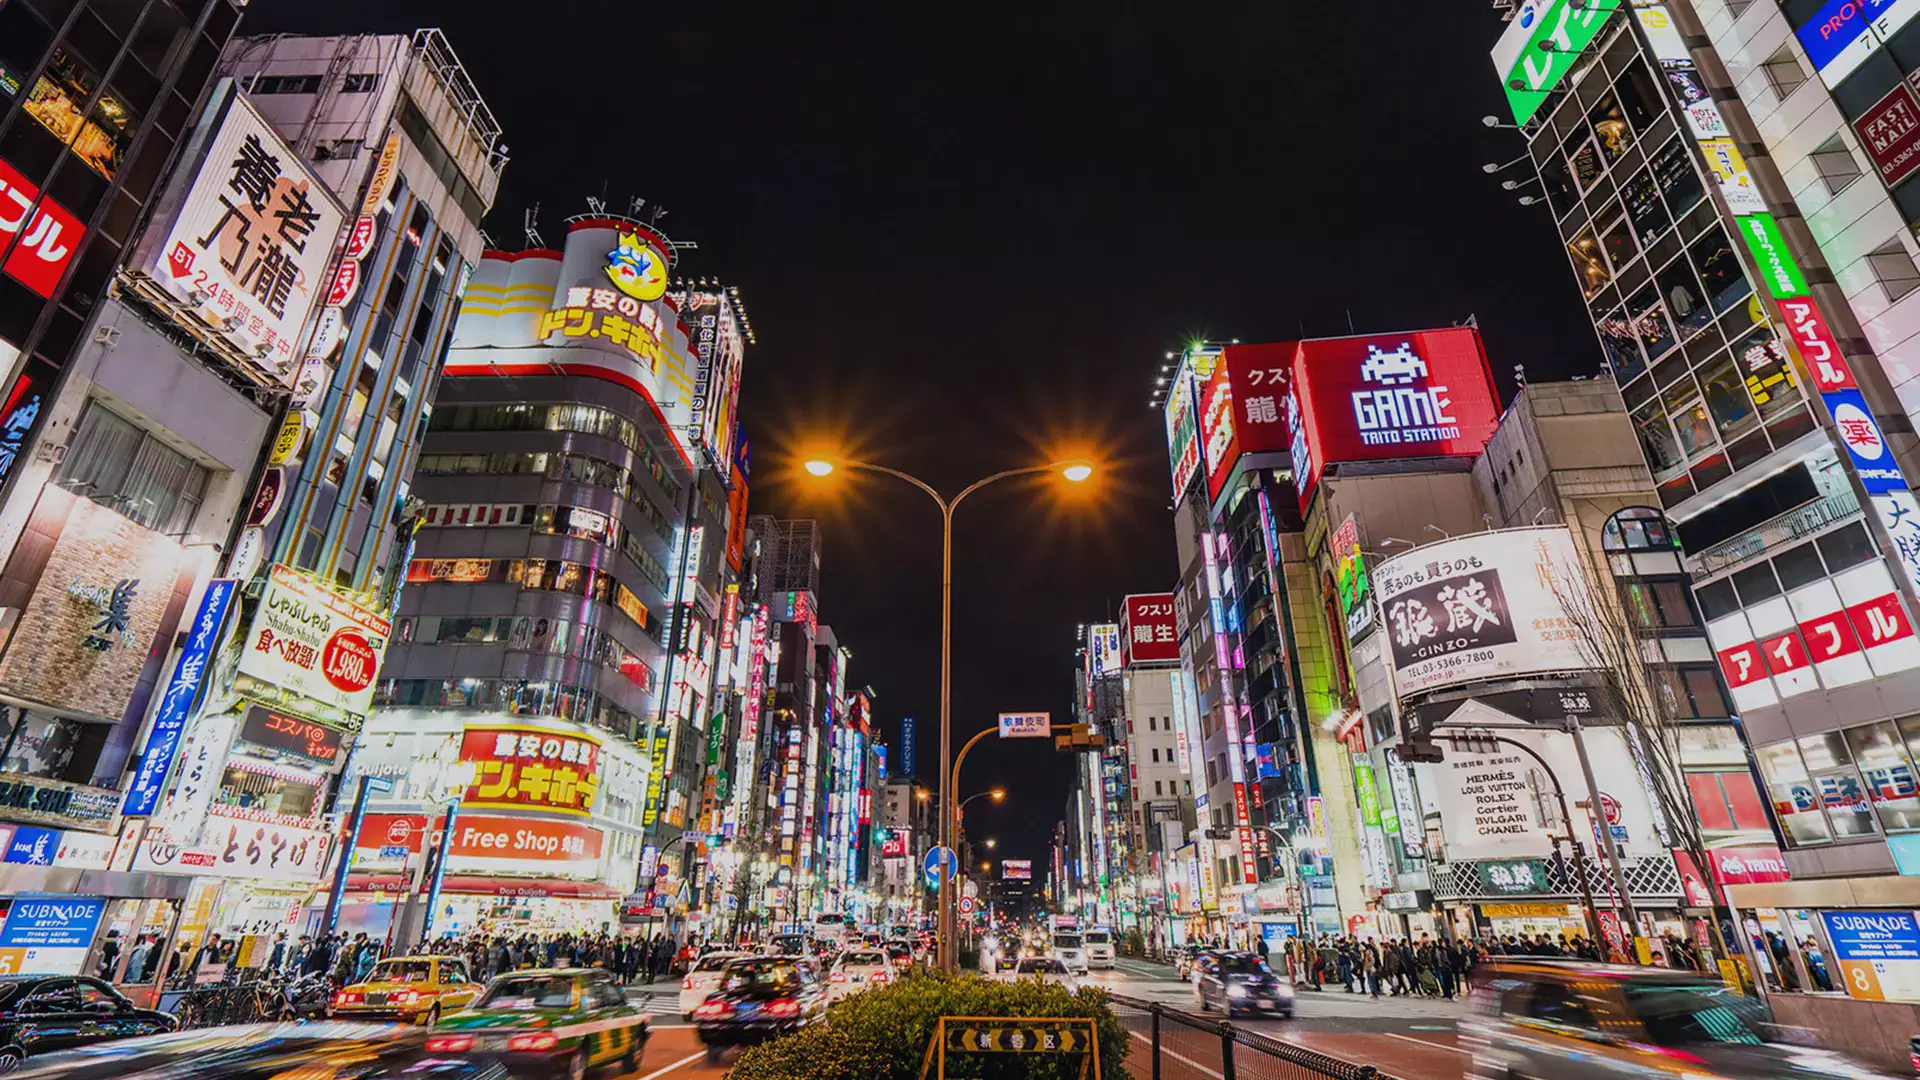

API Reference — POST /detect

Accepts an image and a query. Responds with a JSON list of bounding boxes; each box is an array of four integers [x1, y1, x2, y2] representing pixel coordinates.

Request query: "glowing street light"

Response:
[[799, 452, 1098, 973]]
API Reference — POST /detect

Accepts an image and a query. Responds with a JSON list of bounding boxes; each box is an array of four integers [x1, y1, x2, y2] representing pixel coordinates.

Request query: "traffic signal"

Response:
[[1053, 723, 1106, 752], [1398, 738, 1444, 764]]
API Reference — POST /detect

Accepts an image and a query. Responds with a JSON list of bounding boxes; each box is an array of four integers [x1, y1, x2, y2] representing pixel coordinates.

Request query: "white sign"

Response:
[[237, 564, 391, 717], [1375, 526, 1595, 695], [143, 83, 344, 385], [1417, 702, 1662, 864], [132, 807, 332, 883], [52, 831, 114, 870], [1088, 624, 1122, 677], [998, 712, 1051, 739], [148, 711, 238, 847]]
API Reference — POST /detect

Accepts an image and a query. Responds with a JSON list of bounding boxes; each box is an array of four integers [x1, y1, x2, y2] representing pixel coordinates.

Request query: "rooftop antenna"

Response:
[[523, 202, 543, 249], [1346, 309, 1356, 335], [584, 195, 607, 215]]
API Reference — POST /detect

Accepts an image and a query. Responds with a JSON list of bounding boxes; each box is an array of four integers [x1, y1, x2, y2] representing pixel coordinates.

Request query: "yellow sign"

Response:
[[604, 232, 668, 302], [1482, 902, 1579, 919], [268, 412, 306, 466], [538, 306, 664, 368], [361, 132, 402, 215], [919, 1017, 1100, 1080]]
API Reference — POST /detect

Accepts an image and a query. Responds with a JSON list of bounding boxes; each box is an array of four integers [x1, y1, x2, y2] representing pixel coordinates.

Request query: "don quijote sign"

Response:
[[236, 564, 389, 717]]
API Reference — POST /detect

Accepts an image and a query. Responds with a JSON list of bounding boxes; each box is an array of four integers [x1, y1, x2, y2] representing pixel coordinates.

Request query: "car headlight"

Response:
[[1273, 983, 1294, 998], [1227, 985, 1249, 998]]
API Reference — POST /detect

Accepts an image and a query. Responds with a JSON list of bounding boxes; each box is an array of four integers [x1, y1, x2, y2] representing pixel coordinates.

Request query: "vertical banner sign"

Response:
[[902, 717, 916, 779], [124, 580, 237, 816]]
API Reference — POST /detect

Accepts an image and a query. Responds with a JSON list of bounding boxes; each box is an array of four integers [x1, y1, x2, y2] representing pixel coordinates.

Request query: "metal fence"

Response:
[[1109, 994, 1400, 1080]]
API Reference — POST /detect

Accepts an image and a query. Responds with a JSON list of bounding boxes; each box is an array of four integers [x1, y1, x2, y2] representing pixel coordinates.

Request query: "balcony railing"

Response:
[[1687, 490, 1860, 579]]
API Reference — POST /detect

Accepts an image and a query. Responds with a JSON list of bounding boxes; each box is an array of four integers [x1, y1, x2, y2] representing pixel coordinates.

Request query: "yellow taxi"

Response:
[[331, 955, 482, 1024]]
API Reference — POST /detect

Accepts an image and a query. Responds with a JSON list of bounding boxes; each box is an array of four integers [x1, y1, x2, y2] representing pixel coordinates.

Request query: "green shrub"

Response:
[[727, 970, 1130, 1080], [1125, 927, 1145, 957]]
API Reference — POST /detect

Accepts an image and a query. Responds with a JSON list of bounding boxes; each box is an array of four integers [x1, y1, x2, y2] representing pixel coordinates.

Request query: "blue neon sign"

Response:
[[123, 579, 236, 816]]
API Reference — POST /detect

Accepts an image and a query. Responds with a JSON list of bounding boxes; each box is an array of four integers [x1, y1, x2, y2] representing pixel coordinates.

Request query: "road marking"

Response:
[[1384, 1032, 1469, 1056], [635, 1050, 707, 1079], [1129, 1030, 1224, 1080]]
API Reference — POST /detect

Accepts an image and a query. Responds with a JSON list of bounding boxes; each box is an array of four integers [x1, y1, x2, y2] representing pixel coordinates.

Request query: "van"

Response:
[[1083, 928, 1116, 969], [811, 913, 850, 945]]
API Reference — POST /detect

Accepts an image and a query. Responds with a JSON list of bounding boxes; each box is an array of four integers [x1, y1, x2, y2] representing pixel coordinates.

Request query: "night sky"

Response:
[[246, 3, 1600, 873]]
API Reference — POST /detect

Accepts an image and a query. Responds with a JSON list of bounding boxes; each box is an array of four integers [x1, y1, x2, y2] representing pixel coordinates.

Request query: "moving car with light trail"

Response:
[[0, 976, 176, 1072], [691, 956, 828, 1063], [679, 950, 749, 1019], [426, 968, 648, 1080], [826, 947, 894, 1000], [330, 956, 480, 1024]]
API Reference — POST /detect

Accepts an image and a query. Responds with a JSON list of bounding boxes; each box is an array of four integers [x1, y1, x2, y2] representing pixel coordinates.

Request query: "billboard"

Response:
[[1286, 328, 1502, 513], [236, 564, 390, 720], [1198, 352, 1241, 503], [1374, 526, 1594, 695], [1121, 593, 1179, 665], [1164, 348, 1213, 499], [1002, 859, 1033, 880], [1491, 1, 1621, 125], [1088, 623, 1122, 677], [460, 724, 603, 816], [0, 156, 83, 299], [135, 82, 345, 385]]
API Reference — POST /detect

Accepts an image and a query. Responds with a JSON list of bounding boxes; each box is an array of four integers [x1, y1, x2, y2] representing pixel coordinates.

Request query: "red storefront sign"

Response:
[[459, 726, 602, 815], [1121, 593, 1179, 666], [1706, 844, 1791, 886], [1854, 82, 1920, 189]]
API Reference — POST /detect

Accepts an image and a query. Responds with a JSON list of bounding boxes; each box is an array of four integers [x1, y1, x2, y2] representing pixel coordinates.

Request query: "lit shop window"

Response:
[[22, 49, 136, 178], [1757, 734, 1879, 845]]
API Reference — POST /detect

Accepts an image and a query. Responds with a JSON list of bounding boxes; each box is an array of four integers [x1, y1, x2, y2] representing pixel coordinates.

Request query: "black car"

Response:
[[1193, 951, 1295, 1018], [0, 976, 177, 1072], [12, 1021, 497, 1080], [690, 956, 829, 1062]]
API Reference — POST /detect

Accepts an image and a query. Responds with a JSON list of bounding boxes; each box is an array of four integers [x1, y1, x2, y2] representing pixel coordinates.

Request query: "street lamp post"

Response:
[[803, 457, 1091, 973]]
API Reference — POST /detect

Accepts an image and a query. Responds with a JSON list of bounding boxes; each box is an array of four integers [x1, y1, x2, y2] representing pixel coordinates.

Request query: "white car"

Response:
[[812, 913, 851, 946], [1000, 955, 1077, 990], [679, 950, 749, 1018], [1083, 929, 1116, 970], [826, 947, 895, 1000], [1051, 932, 1089, 975]]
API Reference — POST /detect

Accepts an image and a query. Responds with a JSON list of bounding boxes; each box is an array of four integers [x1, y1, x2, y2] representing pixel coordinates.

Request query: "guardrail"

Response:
[[1108, 994, 1401, 1080]]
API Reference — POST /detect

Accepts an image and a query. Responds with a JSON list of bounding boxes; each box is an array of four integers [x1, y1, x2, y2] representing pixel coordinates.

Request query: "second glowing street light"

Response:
[[803, 456, 1091, 972]]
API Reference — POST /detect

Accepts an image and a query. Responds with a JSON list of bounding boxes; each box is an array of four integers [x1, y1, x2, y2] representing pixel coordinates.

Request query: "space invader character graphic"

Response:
[[1359, 342, 1428, 386]]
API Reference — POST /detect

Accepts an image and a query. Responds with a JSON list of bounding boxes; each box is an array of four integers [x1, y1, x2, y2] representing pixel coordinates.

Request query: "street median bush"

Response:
[[727, 970, 1129, 1080]]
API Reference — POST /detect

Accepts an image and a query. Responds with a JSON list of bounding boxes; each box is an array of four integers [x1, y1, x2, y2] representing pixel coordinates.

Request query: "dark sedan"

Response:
[[12, 1022, 497, 1080], [0, 976, 177, 1072], [1193, 951, 1294, 1018], [690, 956, 828, 1062]]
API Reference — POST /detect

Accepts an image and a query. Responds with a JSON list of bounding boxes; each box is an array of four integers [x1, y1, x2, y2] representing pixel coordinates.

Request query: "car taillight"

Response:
[[424, 1035, 473, 1052], [692, 1001, 731, 1018], [1627, 1042, 1708, 1065], [829, 972, 847, 982], [682, 975, 694, 989], [507, 1031, 559, 1052], [870, 971, 891, 983], [763, 999, 801, 1017], [334, 991, 363, 1005]]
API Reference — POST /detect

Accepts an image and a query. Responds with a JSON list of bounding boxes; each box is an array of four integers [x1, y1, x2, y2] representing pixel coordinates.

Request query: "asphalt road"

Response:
[[613, 958, 1470, 1080]]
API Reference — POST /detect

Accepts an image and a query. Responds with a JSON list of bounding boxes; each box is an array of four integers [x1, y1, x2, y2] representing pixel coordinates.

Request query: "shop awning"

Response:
[[345, 873, 621, 899]]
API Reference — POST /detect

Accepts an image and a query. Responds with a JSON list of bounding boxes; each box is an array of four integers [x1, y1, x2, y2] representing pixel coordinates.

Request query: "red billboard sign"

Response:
[[1285, 327, 1501, 512], [0, 157, 83, 299], [1121, 593, 1179, 666]]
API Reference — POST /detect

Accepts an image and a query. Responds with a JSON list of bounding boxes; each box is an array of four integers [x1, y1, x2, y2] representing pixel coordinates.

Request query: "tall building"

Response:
[[1489, 2, 1920, 1061], [1118, 592, 1197, 951], [344, 205, 750, 937], [218, 31, 506, 597]]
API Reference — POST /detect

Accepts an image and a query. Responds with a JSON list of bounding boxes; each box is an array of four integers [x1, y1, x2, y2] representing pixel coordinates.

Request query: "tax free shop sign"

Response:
[[1492, 0, 1622, 125]]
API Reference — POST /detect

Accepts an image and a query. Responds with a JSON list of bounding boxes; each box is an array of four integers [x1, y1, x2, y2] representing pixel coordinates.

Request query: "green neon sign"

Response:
[[1354, 764, 1381, 827], [1736, 212, 1809, 299], [1494, 0, 1623, 126]]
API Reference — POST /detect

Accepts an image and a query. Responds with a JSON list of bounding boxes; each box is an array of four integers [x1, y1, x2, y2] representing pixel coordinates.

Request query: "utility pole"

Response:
[[1568, 714, 1642, 952]]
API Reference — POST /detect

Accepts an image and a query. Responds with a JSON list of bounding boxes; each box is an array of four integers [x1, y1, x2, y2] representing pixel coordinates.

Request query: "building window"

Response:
[[56, 403, 209, 536], [1621, 580, 1699, 629], [1756, 734, 1878, 845], [21, 48, 137, 178], [1657, 664, 1734, 719], [1155, 781, 1164, 797], [250, 74, 322, 94], [1760, 46, 1807, 102], [1809, 134, 1864, 197], [1150, 748, 1160, 763], [1725, 0, 1753, 14], [341, 74, 378, 93], [1867, 239, 1920, 303], [1601, 507, 1676, 553]]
